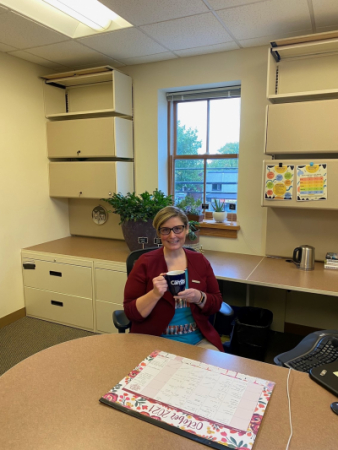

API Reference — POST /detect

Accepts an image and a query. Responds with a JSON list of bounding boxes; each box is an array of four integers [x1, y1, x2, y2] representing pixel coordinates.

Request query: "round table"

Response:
[[0, 333, 336, 450]]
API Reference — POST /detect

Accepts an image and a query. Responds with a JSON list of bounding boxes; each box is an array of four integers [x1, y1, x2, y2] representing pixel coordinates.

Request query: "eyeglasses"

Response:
[[158, 225, 185, 236]]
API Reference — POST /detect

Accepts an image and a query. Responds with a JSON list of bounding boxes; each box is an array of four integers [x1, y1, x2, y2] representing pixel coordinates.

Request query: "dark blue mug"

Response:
[[165, 270, 186, 296]]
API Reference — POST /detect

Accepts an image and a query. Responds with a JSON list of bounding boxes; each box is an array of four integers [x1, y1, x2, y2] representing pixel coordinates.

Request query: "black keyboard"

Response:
[[285, 335, 338, 372]]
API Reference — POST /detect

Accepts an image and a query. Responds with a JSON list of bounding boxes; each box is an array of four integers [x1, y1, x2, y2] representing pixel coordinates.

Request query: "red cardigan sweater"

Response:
[[124, 247, 224, 352]]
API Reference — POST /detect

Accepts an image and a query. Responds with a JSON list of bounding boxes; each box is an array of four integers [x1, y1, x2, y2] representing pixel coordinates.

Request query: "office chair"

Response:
[[112, 247, 234, 342]]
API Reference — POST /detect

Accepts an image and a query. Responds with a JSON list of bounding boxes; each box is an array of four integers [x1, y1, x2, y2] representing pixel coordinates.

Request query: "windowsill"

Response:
[[198, 220, 240, 239]]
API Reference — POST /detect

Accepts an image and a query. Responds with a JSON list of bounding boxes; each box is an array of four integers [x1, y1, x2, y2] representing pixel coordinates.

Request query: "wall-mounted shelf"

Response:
[[267, 31, 338, 103], [42, 66, 133, 118]]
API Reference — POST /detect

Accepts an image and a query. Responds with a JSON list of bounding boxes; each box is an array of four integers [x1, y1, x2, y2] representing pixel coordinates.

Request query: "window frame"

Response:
[[168, 97, 239, 206]]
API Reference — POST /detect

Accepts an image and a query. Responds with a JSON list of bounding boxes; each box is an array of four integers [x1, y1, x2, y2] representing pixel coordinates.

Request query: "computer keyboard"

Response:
[[285, 335, 338, 373]]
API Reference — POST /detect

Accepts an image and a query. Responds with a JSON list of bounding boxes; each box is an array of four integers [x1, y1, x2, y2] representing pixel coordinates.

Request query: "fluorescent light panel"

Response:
[[1, 0, 132, 38], [43, 0, 113, 31]]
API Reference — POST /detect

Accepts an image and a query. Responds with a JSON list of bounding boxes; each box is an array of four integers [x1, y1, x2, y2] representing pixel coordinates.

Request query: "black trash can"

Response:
[[230, 306, 273, 361]]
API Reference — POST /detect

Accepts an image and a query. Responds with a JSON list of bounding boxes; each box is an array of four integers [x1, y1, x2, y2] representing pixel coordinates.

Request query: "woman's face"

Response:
[[158, 216, 188, 252]]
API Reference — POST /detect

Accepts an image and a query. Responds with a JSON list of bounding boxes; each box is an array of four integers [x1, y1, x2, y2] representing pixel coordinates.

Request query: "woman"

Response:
[[124, 206, 224, 352]]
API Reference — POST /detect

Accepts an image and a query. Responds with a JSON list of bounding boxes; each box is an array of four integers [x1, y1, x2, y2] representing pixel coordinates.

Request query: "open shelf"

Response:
[[267, 33, 338, 102]]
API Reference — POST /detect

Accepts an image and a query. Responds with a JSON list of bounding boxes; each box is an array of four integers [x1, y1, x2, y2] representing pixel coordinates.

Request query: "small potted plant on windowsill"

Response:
[[175, 195, 204, 222], [211, 199, 226, 223]]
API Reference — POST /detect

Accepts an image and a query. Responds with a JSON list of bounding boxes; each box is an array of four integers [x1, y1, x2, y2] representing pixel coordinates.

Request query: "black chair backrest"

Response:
[[126, 246, 196, 276], [126, 247, 159, 276]]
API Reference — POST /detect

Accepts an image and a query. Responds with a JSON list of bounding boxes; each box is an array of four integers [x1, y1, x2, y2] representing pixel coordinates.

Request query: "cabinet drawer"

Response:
[[49, 161, 134, 199], [25, 287, 93, 330], [95, 267, 126, 304], [47, 117, 133, 159], [96, 300, 126, 334], [22, 258, 92, 298]]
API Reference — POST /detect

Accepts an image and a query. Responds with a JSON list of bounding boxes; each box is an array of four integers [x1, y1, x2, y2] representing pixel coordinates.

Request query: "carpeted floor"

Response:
[[0, 317, 96, 376], [0, 317, 304, 376]]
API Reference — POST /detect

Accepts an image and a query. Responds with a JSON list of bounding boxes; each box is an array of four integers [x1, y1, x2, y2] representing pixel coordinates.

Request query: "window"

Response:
[[167, 87, 240, 212], [212, 183, 222, 191]]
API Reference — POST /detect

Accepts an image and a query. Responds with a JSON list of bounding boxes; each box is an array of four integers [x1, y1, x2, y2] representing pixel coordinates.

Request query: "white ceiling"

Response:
[[0, 0, 338, 71]]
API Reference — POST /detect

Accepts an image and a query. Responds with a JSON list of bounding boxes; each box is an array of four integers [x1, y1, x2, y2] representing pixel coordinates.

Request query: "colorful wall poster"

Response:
[[264, 164, 294, 200], [100, 350, 275, 450], [297, 164, 327, 201]]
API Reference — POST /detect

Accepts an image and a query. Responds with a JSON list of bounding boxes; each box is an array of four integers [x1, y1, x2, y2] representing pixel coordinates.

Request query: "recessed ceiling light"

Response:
[[43, 0, 113, 31], [1, 0, 132, 38]]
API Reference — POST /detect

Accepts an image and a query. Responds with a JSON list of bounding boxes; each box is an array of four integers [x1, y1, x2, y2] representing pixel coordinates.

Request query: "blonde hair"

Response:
[[153, 206, 188, 235]]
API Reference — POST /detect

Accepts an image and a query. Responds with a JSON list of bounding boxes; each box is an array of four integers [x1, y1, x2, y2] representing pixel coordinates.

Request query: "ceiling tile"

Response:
[[0, 41, 16, 52], [121, 52, 178, 66], [26, 41, 120, 68], [175, 41, 239, 57], [99, 0, 209, 26], [216, 0, 312, 40], [0, 11, 69, 50], [313, 0, 338, 28], [74, 60, 126, 69], [79, 27, 168, 59], [238, 29, 313, 47], [208, 0, 269, 10], [8, 50, 70, 70], [140, 13, 233, 51]]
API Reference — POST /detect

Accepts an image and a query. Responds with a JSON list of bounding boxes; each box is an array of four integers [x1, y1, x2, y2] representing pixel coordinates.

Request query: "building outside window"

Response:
[[167, 86, 241, 212]]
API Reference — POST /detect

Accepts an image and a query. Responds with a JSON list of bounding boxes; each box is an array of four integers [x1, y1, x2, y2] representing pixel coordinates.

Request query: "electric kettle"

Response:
[[292, 245, 315, 271]]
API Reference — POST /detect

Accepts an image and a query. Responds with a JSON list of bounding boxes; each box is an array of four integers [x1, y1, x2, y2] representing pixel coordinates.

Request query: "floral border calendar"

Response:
[[100, 350, 275, 450]]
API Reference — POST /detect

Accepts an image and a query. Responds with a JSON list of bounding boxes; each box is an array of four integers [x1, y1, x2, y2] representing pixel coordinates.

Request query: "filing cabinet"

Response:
[[22, 252, 94, 331]]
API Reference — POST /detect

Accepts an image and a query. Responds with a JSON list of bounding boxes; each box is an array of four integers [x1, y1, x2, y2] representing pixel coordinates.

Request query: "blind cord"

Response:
[[285, 368, 293, 450]]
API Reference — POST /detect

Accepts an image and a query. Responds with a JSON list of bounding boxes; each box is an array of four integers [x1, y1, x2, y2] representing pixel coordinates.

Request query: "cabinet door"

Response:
[[47, 117, 133, 158], [265, 100, 338, 154], [49, 161, 134, 198]]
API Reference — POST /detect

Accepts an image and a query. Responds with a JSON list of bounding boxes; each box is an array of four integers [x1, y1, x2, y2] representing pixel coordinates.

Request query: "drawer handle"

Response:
[[51, 300, 63, 307], [23, 263, 36, 270], [50, 271, 62, 277]]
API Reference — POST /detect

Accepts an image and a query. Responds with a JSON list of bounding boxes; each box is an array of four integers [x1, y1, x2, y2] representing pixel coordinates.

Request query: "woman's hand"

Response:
[[152, 274, 168, 298], [174, 288, 200, 304]]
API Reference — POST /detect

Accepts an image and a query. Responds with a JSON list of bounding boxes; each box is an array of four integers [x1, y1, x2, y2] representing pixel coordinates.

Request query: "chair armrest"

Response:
[[113, 310, 131, 333]]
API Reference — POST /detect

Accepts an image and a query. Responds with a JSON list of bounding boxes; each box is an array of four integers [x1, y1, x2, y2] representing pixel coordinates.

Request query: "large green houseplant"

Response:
[[103, 190, 174, 251]]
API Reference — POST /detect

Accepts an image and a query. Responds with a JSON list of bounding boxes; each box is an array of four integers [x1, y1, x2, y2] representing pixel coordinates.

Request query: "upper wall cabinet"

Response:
[[49, 161, 134, 199], [42, 66, 133, 119], [265, 99, 338, 154], [47, 116, 133, 159], [267, 31, 338, 103]]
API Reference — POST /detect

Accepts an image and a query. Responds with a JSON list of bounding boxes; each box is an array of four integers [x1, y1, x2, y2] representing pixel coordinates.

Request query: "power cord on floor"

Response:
[[285, 367, 293, 450]]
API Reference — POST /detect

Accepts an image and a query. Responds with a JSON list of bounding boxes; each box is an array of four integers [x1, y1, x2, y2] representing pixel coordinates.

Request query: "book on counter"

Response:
[[325, 252, 338, 260], [324, 259, 338, 265], [324, 264, 338, 270]]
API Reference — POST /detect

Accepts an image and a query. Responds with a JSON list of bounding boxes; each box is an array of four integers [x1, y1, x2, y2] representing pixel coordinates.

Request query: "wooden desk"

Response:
[[0, 334, 336, 450], [23, 237, 338, 333], [25, 236, 338, 297]]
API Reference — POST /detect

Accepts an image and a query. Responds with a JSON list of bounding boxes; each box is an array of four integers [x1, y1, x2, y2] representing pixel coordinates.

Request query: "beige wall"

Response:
[[121, 46, 269, 256], [0, 53, 69, 319]]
